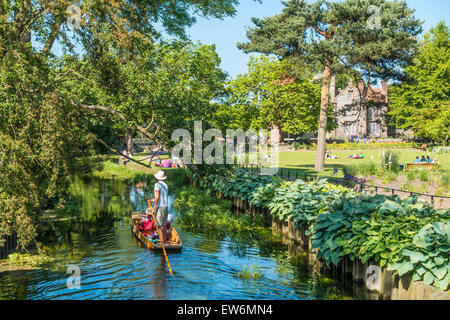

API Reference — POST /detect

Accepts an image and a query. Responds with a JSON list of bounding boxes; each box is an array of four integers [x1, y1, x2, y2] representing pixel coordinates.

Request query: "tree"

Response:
[[216, 55, 325, 136], [238, 0, 422, 171], [0, 48, 93, 248], [0, 0, 243, 248], [389, 22, 450, 144], [59, 41, 228, 152]]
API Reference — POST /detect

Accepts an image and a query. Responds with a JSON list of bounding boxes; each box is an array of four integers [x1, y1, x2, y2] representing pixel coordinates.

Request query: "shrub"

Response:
[[381, 150, 401, 172], [347, 161, 377, 177], [438, 172, 450, 191], [419, 170, 429, 182], [188, 166, 450, 291], [406, 169, 419, 181]]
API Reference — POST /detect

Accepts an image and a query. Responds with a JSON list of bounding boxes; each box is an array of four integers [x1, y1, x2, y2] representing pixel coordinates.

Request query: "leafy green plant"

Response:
[[419, 170, 429, 182], [400, 181, 411, 191], [234, 265, 264, 280], [438, 172, 450, 191], [406, 169, 419, 181], [388, 222, 449, 291], [265, 179, 353, 228], [187, 166, 450, 291], [309, 194, 449, 273], [173, 186, 266, 233], [346, 161, 377, 177], [381, 150, 401, 173]]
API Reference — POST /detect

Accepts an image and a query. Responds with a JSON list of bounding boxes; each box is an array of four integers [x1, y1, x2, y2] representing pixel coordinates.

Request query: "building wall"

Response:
[[329, 78, 389, 140]]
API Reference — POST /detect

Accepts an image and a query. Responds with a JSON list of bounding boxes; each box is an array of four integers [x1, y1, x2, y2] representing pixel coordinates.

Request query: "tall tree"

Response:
[[216, 55, 325, 135], [238, 0, 422, 171], [0, 0, 244, 248], [60, 41, 228, 151], [389, 22, 450, 144]]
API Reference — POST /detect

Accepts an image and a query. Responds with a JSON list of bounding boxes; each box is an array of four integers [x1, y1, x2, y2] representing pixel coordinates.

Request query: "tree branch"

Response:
[[92, 135, 152, 168], [69, 99, 161, 144]]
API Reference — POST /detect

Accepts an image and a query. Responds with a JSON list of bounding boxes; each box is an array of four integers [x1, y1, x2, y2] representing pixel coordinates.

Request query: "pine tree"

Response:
[[238, 0, 422, 171]]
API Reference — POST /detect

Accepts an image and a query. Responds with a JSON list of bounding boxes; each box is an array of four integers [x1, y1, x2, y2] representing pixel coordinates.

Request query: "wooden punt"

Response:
[[131, 213, 182, 251]]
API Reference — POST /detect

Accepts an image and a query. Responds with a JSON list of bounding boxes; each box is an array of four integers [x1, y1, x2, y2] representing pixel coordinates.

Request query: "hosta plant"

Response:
[[388, 222, 450, 291]]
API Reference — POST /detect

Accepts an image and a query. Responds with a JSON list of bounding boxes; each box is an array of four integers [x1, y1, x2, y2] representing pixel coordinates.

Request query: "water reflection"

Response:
[[0, 175, 372, 300]]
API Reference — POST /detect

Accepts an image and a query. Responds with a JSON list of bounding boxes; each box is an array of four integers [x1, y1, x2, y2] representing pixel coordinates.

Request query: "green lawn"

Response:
[[278, 150, 449, 178]]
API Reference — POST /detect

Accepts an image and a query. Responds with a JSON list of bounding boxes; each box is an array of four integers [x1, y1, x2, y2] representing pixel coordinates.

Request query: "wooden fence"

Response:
[[239, 164, 450, 209]]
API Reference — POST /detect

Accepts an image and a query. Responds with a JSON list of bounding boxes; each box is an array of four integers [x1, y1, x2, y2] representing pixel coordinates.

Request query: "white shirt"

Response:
[[154, 181, 168, 207]]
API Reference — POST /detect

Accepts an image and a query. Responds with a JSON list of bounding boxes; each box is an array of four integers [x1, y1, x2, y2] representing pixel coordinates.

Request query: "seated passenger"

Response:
[[163, 159, 171, 168], [139, 214, 156, 235]]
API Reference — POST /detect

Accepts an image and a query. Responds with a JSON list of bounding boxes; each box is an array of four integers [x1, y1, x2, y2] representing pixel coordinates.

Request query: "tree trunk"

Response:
[[314, 62, 332, 172], [125, 128, 134, 153], [42, 18, 64, 55]]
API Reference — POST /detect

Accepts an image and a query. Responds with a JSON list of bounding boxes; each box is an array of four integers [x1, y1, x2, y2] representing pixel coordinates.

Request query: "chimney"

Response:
[[330, 75, 336, 102]]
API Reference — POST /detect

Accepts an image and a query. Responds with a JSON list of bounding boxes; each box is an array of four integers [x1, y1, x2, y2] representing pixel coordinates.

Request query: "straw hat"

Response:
[[154, 170, 167, 180]]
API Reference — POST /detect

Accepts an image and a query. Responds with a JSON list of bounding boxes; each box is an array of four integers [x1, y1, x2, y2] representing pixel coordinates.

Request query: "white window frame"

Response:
[[369, 122, 380, 137], [345, 122, 356, 136]]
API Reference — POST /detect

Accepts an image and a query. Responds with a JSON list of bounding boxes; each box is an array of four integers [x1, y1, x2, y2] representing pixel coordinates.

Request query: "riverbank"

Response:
[[186, 166, 449, 299], [1, 159, 369, 299], [89, 158, 450, 298]]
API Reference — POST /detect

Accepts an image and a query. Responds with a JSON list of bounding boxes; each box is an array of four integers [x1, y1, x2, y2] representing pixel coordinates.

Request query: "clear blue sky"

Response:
[[185, 0, 450, 79]]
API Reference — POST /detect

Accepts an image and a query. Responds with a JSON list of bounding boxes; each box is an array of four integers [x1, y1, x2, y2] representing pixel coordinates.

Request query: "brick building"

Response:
[[329, 77, 389, 140]]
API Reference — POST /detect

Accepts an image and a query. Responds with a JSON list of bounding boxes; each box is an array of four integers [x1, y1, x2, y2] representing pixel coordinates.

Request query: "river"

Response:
[[0, 175, 370, 300]]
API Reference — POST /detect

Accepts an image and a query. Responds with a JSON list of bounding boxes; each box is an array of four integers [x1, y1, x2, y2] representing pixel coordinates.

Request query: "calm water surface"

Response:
[[0, 176, 369, 300]]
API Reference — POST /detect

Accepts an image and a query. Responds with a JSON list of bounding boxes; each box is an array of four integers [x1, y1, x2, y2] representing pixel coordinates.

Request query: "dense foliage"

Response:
[[0, 47, 93, 248], [0, 0, 243, 249], [187, 166, 450, 290], [310, 195, 449, 290], [389, 22, 450, 143], [215, 56, 325, 134], [238, 0, 423, 171]]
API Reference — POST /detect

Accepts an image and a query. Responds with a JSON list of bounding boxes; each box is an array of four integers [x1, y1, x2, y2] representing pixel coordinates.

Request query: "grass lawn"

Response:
[[278, 149, 450, 178], [89, 153, 173, 180]]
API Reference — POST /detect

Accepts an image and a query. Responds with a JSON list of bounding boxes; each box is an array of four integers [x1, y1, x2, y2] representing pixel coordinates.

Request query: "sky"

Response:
[[185, 0, 450, 79]]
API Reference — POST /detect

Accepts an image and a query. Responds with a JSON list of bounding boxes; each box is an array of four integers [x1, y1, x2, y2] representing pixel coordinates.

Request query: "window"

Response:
[[345, 122, 356, 136], [368, 108, 379, 118], [344, 104, 357, 116], [369, 122, 380, 137], [348, 91, 353, 99]]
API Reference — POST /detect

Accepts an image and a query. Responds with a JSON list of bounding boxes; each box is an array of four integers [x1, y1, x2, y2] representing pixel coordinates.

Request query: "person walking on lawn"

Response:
[[148, 170, 169, 244]]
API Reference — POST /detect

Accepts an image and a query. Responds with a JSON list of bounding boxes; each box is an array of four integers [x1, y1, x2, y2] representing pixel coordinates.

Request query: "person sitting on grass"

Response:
[[420, 155, 427, 163], [154, 155, 162, 167], [426, 155, 434, 163], [326, 150, 338, 159], [413, 156, 421, 164]]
